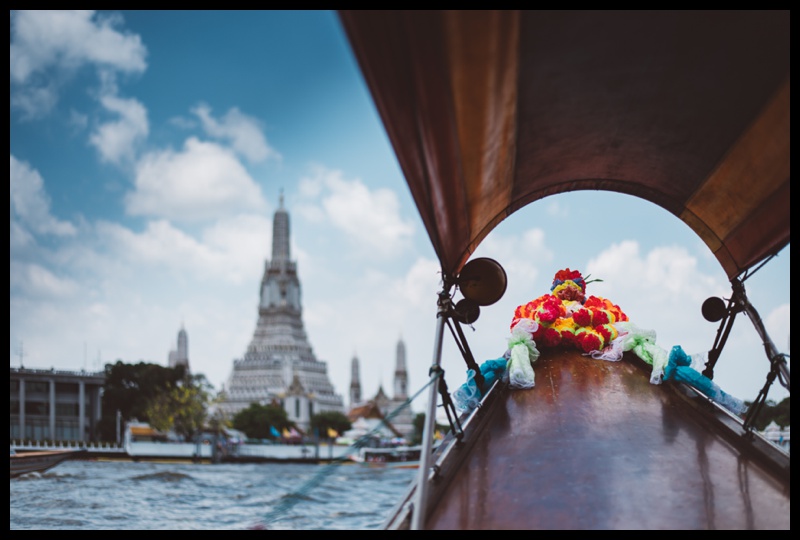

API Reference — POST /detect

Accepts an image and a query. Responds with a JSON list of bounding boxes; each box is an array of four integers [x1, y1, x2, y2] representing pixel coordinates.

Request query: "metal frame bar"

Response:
[[411, 288, 450, 530]]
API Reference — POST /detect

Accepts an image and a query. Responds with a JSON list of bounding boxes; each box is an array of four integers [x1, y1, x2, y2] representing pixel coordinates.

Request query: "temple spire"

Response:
[[271, 191, 290, 263], [350, 353, 362, 407], [394, 336, 408, 400]]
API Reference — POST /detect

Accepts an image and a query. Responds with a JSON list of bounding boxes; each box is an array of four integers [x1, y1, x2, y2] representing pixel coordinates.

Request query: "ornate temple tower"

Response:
[[168, 325, 189, 372], [394, 337, 408, 400], [350, 354, 362, 408], [388, 336, 414, 436], [219, 195, 344, 429]]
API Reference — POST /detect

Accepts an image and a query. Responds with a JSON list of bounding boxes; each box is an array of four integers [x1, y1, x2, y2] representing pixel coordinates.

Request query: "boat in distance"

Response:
[[349, 446, 419, 468], [337, 9, 790, 530], [10, 448, 87, 478], [348, 444, 435, 469]]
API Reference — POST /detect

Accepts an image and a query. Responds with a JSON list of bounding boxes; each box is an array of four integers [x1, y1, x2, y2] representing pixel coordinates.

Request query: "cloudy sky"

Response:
[[10, 10, 790, 418]]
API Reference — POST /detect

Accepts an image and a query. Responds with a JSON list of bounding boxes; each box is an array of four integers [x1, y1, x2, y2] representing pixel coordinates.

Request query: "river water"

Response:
[[10, 458, 417, 530]]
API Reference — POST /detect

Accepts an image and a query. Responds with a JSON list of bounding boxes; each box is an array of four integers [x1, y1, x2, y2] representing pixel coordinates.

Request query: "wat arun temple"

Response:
[[218, 196, 345, 431]]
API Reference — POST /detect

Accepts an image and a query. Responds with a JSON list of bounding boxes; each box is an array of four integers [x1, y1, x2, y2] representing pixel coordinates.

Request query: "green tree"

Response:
[[410, 412, 426, 445], [98, 361, 189, 441], [145, 373, 215, 440], [772, 397, 790, 427], [310, 411, 352, 439], [232, 402, 291, 440], [746, 396, 790, 430], [410, 412, 451, 445]]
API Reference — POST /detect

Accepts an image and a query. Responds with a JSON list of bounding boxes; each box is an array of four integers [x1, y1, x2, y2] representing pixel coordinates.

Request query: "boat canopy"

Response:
[[339, 10, 790, 281]]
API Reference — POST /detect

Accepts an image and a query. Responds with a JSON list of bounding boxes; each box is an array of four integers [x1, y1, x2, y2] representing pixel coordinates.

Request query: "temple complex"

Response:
[[347, 337, 415, 439]]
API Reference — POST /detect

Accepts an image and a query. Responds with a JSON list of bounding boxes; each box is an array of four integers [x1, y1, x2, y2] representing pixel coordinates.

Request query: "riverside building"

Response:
[[10, 366, 105, 442]]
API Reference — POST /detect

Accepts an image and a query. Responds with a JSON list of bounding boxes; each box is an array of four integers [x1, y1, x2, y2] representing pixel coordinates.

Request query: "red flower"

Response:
[[584, 296, 604, 309], [592, 309, 611, 326], [585, 296, 628, 322], [576, 328, 603, 353], [595, 323, 618, 343], [573, 307, 593, 327], [537, 326, 562, 347], [560, 330, 578, 348], [595, 324, 612, 342], [554, 268, 582, 282]]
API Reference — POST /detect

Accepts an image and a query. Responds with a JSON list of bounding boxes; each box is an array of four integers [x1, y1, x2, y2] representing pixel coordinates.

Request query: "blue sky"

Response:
[[10, 10, 790, 416]]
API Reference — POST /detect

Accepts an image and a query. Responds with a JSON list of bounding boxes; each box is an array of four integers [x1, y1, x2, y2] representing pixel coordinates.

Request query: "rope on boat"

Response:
[[252, 370, 441, 529]]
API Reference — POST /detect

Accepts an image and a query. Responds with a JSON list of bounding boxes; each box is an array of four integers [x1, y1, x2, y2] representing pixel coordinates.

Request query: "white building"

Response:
[[761, 421, 790, 453]]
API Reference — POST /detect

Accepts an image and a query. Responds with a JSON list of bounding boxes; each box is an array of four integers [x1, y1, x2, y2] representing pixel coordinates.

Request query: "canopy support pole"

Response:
[[411, 287, 450, 530]]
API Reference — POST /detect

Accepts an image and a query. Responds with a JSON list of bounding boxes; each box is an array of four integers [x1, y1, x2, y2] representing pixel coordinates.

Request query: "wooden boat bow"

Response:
[[385, 349, 790, 529]]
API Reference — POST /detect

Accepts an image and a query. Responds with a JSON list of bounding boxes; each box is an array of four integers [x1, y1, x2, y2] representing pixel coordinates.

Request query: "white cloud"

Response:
[[10, 10, 147, 118], [10, 261, 79, 299], [578, 242, 729, 358], [69, 108, 89, 130], [9, 83, 59, 120], [10, 10, 147, 84], [765, 304, 790, 353], [545, 199, 569, 219], [474, 227, 552, 296], [10, 221, 35, 249], [126, 137, 267, 222], [90, 93, 149, 164], [192, 103, 280, 163], [585, 241, 724, 308], [10, 263, 256, 389], [397, 257, 444, 309], [98, 219, 215, 267], [95, 214, 270, 285], [10, 211, 272, 389], [303, 254, 442, 403], [200, 214, 272, 283], [298, 175, 323, 197], [293, 202, 325, 223], [10, 155, 77, 237], [299, 167, 415, 258]]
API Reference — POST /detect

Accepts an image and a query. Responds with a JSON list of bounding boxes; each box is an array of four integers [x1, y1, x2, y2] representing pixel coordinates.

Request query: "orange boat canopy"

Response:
[[129, 425, 159, 437], [339, 10, 789, 281]]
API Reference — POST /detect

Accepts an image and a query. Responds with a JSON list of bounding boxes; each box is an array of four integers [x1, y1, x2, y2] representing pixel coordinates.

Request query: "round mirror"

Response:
[[701, 296, 727, 322], [457, 258, 508, 306], [453, 299, 481, 325]]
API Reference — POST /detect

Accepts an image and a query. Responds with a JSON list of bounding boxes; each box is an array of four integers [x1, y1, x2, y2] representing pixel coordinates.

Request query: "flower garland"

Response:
[[511, 268, 628, 355]]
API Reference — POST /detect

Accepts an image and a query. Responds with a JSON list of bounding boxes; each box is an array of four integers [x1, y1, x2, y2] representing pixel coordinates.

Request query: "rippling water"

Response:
[[10, 459, 417, 530]]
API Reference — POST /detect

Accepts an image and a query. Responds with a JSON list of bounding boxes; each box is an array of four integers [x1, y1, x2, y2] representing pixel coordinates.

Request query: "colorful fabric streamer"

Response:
[[506, 318, 540, 389], [664, 345, 748, 416], [611, 322, 669, 384], [453, 358, 509, 412]]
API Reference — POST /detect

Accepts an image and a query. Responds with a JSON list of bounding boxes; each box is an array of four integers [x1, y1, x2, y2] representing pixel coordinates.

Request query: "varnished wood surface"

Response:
[[424, 349, 790, 529]]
